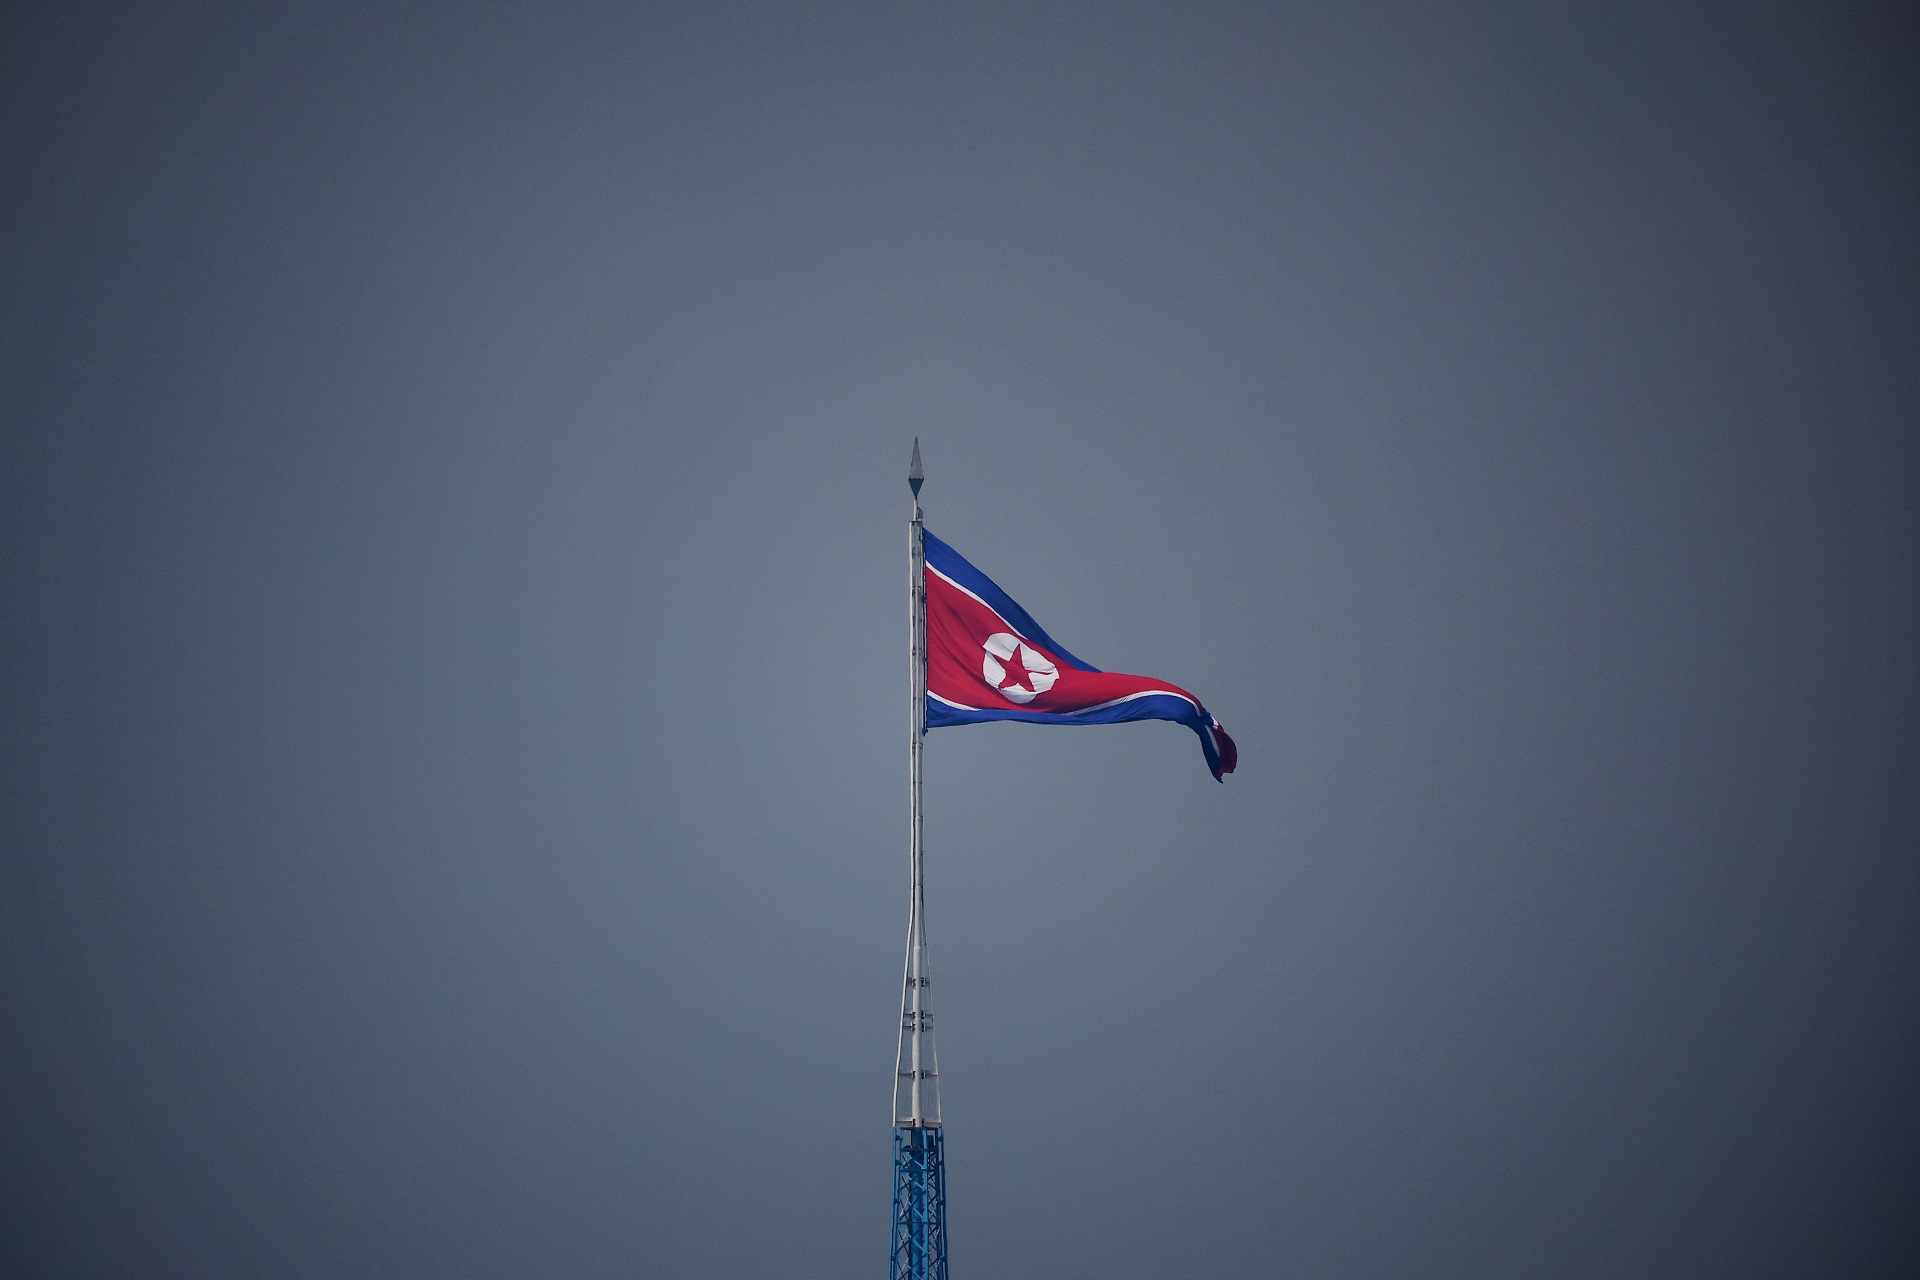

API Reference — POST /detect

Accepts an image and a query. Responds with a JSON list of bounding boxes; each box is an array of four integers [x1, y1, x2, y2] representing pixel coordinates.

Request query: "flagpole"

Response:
[[906, 440, 929, 1124], [892, 439, 947, 1280]]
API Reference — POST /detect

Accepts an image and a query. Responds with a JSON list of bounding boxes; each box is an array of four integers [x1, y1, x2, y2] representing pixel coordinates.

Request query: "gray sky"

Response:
[[3, 2, 1916, 1276]]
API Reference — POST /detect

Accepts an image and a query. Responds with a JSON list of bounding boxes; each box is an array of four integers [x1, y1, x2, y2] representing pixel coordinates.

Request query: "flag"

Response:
[[922, 529, 1238, 781]]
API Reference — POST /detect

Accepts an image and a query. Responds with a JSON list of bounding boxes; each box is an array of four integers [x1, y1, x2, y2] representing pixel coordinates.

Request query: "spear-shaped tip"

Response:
[[908, 438, 924, 498]]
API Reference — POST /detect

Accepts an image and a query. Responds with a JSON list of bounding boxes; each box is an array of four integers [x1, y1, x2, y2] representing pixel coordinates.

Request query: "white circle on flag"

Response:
[[982, 632, 1058, 704]]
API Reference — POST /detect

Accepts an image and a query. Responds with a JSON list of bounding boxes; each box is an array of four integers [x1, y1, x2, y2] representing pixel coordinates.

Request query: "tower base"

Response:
[[890, 1125, 948, 1280]]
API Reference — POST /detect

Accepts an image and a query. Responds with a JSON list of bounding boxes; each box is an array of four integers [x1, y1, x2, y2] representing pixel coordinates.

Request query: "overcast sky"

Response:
[[3, 3, 1916, 1277]]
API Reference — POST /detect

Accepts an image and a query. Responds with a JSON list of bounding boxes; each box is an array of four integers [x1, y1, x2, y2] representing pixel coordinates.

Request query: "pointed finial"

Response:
[[908, 438, 924, 498]]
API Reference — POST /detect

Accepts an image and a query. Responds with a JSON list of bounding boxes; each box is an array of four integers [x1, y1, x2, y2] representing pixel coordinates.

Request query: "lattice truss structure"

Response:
[[890, 1124, 949, 1280]]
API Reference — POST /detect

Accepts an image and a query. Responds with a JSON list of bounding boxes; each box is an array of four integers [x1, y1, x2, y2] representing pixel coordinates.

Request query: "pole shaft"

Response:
[[911, 505, 925, 1120], [895, 491, 939, 1127]]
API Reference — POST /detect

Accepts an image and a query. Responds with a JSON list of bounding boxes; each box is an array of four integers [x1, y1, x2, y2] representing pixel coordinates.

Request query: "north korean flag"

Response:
[[923, 529, 1238, 781]]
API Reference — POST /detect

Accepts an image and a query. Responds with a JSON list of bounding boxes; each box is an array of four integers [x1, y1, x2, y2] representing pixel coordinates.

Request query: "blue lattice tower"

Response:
[[891, 441, 949, 1280], [891, 1124, 948, 1280]]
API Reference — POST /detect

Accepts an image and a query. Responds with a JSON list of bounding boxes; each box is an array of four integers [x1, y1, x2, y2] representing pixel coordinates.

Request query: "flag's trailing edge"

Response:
[[922, 528, 1238, 781]]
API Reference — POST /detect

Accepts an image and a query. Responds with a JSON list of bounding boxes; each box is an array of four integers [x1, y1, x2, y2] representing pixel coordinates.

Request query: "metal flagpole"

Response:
[[892, 438, 948, 1280]]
